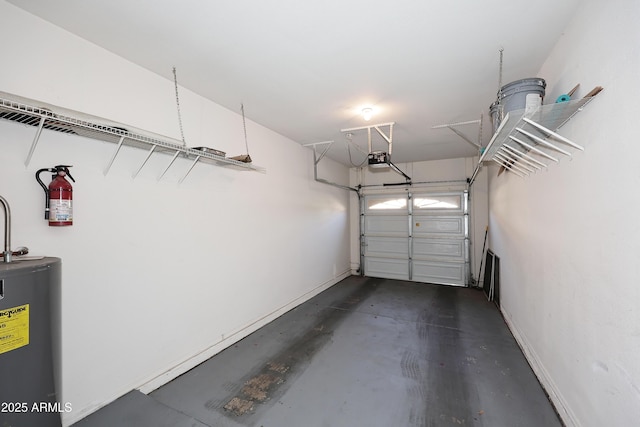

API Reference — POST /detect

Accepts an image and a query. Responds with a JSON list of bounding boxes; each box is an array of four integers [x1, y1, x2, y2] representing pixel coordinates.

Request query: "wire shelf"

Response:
[[0, 91, 265, 177], [480, 97, 594, 161], [470, 96, 596, 183]]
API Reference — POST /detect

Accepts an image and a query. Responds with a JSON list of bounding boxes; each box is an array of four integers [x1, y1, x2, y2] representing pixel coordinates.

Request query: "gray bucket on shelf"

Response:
[[497, 77, 546, 117]]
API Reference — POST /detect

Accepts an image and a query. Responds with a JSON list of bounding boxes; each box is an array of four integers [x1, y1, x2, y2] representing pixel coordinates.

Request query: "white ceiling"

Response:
[[8, 0, 581, 166]]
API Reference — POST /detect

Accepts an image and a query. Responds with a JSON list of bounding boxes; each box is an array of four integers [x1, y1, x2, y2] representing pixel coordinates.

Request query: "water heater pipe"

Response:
[[0, 195, 11, 263]]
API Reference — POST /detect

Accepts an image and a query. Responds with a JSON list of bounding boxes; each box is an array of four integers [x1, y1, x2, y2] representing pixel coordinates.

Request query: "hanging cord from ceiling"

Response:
[[497, 48, 504, 110], [496, 49, 506, 173], [228, 103, 253, 163], [478, 112, 484, 152], [172, 66, 187, 146], [345, 132, 368, 168], [241, 103, 250, 156]]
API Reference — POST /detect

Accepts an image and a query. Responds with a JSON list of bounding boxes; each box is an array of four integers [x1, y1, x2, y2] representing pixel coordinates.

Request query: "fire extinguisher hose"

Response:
[[35, 168, 54, 220]]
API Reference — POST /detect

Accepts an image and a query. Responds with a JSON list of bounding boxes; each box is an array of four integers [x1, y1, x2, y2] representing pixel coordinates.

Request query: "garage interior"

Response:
[[0, 1, 638, 426], [73, 277, 562, 427]]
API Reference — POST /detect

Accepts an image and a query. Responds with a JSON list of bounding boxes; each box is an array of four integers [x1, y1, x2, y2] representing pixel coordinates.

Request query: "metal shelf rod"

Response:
[[522, 117, 584, 151], [158, 151, 181, 181], [340, 122, 395, 133], [178, 155, 202, 184], [508, 135, 559, 162], [493, 158, 526, 177], [133, 145, 156, 179], [496, 150, 536, 173], [302, 141, 333, 165], [516, 128, 572, 157], [503, 144, 548, 168], [501, 145, 544, 170], [104, 136, 126, 175], [495, 152, 531, 175], [24, 116, 45, 167]]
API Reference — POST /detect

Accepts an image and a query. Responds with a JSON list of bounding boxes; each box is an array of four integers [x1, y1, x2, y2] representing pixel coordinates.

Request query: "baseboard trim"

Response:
[[138, 269, 352, 394], [500, 306, 581, 427]]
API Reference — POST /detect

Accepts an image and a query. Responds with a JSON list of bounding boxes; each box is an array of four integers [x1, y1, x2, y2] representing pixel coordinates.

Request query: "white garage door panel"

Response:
[[365, 215, 408, 236], [413, 238, 465, 261], [412, 260, 465, 285], [365, 236, 409, 258], [364, 257, 409, 280], [413, 216, 464, 237], [362, 191, 469, 286]]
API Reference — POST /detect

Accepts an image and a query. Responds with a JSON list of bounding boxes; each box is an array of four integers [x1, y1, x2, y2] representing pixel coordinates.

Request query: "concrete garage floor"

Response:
[[73, 276, 562, 427]]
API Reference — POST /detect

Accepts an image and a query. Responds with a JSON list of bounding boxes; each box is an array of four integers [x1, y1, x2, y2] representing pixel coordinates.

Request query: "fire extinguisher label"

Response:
[[0, 304, 30, 355], [50, 199, 73, 222]]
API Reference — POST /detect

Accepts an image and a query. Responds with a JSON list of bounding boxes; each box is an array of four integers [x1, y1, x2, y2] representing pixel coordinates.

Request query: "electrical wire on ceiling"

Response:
[[345, 132, 368, 168]]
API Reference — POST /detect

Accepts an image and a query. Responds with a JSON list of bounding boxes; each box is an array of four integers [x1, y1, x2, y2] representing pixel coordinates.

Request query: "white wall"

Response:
[[0, 2, 351, 425], [349, 158, 489, 282], [488, 0, 640, 425]]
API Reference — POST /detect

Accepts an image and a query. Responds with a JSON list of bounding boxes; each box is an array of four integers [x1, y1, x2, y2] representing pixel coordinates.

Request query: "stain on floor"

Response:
[[220, 278, 382, 420], [223, 397, 254, 416]]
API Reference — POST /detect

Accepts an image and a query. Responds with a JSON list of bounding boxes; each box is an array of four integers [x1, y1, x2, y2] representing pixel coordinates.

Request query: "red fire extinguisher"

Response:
[[36, 165, 75, 226]]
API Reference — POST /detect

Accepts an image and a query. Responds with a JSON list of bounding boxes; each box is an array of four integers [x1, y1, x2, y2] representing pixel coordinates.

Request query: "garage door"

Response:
[[362, 191, 469, 286]]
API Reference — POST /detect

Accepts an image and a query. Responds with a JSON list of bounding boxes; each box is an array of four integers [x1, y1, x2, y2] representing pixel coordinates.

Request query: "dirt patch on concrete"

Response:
[[242, 374, 282, 402], [223, 397, 254, 416]]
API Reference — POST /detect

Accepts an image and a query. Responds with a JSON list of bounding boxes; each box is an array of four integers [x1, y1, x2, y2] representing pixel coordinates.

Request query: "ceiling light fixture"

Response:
[[361, 107, 373, 121]]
